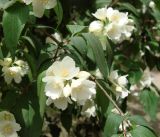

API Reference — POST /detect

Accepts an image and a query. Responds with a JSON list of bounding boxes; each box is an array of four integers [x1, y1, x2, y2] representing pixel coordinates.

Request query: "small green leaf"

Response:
[[129, 71, 143, 85], [54, 0, 63, 27], [128, 115, 149, 127], [37, 71, 46, 119], [67, 25, 86, 35], [71, 36, 87, 55], [104, 113, 123, 137], [2, 3, 29, 56], [95, 0, 112, 8]]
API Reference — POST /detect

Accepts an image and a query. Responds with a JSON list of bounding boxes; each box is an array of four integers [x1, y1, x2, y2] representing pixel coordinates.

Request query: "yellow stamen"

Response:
[[61, 69, 69, 77], [3, 124, 13, 134]]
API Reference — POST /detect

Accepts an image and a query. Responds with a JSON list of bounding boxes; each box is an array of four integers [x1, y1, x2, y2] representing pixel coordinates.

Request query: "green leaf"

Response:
[[96, 80, 113, 114], [111, 134, 123, 137], [14, 85, 45, 137], [67, 25, 86, 35], [139, 0, 150, 4], [155, 0, 160, 10], [82, 33, 109, 78], [54, 0, 63, 27], [24, 52, 37, 79], [128, 115, 149, 127], [104, 113, 123, 137], [71, 36, 87, 55], [0, 46, 3, 59], [118, 3, 140, 17], [95, 0, 112, 8], [0, 0, 16, 9], [105, 39, 113, 70], [2, 3, 29, 56], [129, 70, 143, 85], [140, 90, 159, 119], [130, 126, 157, 137], [37, 71, 46, 119], [96, 85, 109, 114]]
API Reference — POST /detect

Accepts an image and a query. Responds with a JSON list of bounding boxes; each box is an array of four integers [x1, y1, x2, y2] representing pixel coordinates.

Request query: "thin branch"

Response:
[[122, 121, 127, 137], [90, 75, 124, 116], [42, 30, 61, 45]]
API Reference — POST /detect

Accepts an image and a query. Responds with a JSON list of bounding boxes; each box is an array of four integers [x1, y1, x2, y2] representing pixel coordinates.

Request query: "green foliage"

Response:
[[104, 113, 123, 137], [2, 3, 29, 56], [0, 0, 159, 136], [130, 126, 157, 137], [54, 0, 63, 27], [82, 33, 109, 78], [140, 89, 159, 119]]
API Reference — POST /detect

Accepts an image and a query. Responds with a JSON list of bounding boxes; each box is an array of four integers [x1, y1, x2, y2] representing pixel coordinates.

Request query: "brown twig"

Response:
[[90, 75, 124, 116]]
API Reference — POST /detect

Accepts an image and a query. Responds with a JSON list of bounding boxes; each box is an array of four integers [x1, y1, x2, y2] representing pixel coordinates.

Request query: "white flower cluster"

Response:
[[130, 68, 153, 94], [89, 7, 135, 43], [0, 58, 29, 84], [22, 0, 57, 18], [0, 111, 21, 137], [109, 70, 130, 99], [43, 56, 96, 110]]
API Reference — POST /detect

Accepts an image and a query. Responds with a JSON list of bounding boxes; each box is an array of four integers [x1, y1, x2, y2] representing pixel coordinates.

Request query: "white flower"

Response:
[[14, 60, 29, 75], [43, 77, 64, 100], [71, 79, 96, 105], [106, 7, 129, 25], [117, 75, 128, 86], [0, 121, 21, 137], [104, 22, 134, 43], [81, 99, 96, 117], [89, 21, 104, 35], [2, 66, 23, 84], [0, 111, 15, 122], [104, 23, 122, 42], [92, 8, 108, 21], [102, 7, 135, 43], [149, 1, 155, 9], [0, 58, 12, 67], [0, 58, 28, 84], [46, 97, 71, 110], [43, 56, 80, 81], [95, 69, 103, 79], [76, 71, 91, 80], [109, 70, 119, 80], [109, 70, 130, 98], [23, 0, 57, 18], [0, 111, 21, 137]]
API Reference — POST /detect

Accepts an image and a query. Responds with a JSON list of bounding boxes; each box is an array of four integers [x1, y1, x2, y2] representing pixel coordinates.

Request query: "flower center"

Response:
[[9, 70, 16, 76], [2, 124, 13, 135], [4, 113, 12, 121], [61, 69, 69, 77]]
